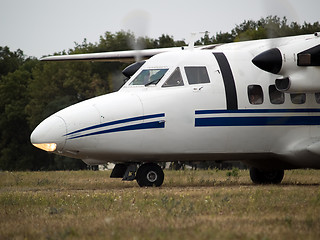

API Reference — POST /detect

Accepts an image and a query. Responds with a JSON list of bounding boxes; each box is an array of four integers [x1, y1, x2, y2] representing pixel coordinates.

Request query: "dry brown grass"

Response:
[[0, 169, 320, 240]]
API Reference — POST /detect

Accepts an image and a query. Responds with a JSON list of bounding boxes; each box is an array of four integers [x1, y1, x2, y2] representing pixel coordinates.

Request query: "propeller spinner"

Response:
[[252, 48, 282, 74]]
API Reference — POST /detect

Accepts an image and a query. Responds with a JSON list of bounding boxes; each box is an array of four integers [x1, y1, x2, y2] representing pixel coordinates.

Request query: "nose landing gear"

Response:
[[110, 162, 164, 187], [136, 163, 164, 187]]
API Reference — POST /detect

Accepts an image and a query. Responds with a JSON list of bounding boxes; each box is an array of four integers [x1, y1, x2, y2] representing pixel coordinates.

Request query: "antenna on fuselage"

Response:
[[188, 31, 211, 50], [188, 33, 197, 50]]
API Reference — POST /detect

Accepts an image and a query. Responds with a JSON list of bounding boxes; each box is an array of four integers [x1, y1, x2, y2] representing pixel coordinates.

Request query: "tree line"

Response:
[[1, 16, 320, 171]]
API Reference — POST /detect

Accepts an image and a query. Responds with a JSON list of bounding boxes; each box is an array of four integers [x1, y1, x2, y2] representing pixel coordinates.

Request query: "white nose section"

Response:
[[30, 116, 67, 152]]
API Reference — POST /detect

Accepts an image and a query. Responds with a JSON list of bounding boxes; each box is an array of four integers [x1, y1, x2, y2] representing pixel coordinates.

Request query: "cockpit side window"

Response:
[[129, 69, 168, 86], [162, 67, 184, 88], [184, 66, 210, 85]]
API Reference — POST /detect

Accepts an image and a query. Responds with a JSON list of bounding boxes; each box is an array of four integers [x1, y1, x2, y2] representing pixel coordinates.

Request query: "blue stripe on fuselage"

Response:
[[195, 109, 320, 114], [195, 109, 320, 127], [195, 116, 320, 126], [67, 121, 165, 140], [65, 113, 165, 137]]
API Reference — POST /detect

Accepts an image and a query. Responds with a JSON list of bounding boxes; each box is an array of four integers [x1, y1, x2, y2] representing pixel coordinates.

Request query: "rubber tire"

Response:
[[250, 167, 284, 184], [136, 163, 164, 187]]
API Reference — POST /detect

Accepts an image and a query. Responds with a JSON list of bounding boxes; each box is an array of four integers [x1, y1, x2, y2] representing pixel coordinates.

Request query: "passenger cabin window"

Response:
[[269, 85, 284, 104], [184, 66, 210, 85], [248, 85, 263, 105], [290, 93, 306, 104], [162, 67, 184, 87], [315, 93, 320, 104], [130, 69, 168, 86]]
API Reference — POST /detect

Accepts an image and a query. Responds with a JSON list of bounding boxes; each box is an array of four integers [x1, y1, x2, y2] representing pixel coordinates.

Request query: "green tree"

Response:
[[231, 16, 320, 42], [0, 57, 51, 170], [215, 32, 234, 43], [0, 46, 24, 78], [197, 16, 320, 45]]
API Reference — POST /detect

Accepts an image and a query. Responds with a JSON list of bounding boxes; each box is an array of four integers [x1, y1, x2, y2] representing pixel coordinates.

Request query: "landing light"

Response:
[[33, 143, 57, 152]]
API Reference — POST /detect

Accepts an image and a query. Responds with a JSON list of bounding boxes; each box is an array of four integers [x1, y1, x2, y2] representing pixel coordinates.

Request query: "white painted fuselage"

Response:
[[31, 34, 320, 170]]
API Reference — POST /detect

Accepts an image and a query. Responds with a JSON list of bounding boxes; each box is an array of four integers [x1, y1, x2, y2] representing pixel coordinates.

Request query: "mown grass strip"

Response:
[[0, 169, 319, 240]]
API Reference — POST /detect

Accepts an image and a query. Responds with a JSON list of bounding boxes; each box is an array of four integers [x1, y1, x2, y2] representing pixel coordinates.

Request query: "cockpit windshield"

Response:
[[130, 69, 168, 86]]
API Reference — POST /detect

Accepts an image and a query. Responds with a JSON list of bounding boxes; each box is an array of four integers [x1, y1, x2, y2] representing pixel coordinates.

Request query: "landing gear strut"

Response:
[[110, 163, 164, 187], [250, 167, 284, 184]]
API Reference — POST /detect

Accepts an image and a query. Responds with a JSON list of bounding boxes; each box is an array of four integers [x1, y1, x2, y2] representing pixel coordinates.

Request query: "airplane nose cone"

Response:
[[30, 116, 67, 152]]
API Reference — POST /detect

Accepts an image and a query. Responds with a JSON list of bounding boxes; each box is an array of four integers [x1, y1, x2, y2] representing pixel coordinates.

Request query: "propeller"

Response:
[[251, 0, 306, 92], [108, 10, 151, 92], [121, 9, 150, 61]]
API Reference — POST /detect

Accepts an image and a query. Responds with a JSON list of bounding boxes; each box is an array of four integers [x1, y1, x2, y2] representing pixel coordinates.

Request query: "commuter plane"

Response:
[[31, 33, 320, 187]]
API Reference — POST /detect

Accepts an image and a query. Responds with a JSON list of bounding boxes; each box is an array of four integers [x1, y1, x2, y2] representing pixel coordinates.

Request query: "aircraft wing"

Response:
[[40, 47, 186, 63], [40, 44, 219, 63]]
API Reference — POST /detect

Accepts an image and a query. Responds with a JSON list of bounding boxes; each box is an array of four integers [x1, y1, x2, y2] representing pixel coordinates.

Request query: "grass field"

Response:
[[0, 169, 320, 240]]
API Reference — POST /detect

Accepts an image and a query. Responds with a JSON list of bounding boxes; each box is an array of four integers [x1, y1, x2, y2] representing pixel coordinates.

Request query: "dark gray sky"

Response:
[[1, 0, 319, 58]]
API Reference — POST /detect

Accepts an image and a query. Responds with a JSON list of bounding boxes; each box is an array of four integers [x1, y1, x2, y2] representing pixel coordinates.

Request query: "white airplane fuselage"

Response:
[[31, 34, 320, 175]]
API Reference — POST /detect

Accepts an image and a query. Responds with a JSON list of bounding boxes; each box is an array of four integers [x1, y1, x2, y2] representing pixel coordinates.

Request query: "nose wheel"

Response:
[[136, 163, 164, 187]]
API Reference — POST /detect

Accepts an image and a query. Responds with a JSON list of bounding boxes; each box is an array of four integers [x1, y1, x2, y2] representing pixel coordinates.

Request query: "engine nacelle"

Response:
[[276, 68, 320, 93], [252, 33, 320, 93]]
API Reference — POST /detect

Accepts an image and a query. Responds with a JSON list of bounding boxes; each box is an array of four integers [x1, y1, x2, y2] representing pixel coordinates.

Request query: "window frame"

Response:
[[184, 66, 210, 85], [315, 93, 320, 104], [129, 68, 169, 86], [162, 67, 184, 88], [269, 85, 285, 105], [248, 85, 264, 105], [290, 93, 306, 105]]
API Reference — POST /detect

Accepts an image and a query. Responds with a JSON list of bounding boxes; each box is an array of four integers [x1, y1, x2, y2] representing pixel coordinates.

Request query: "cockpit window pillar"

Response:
[[129, 69, 168, 86]]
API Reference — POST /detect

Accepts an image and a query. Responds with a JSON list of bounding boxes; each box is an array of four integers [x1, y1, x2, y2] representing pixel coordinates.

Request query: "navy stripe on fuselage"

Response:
[[196, 116, 320, 126], [65, 113, 165, 137], [67, 121, 165, 140], [196, 109, 320, 114], [195, 109, 320, 126], [212, 52, 238, 110]]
